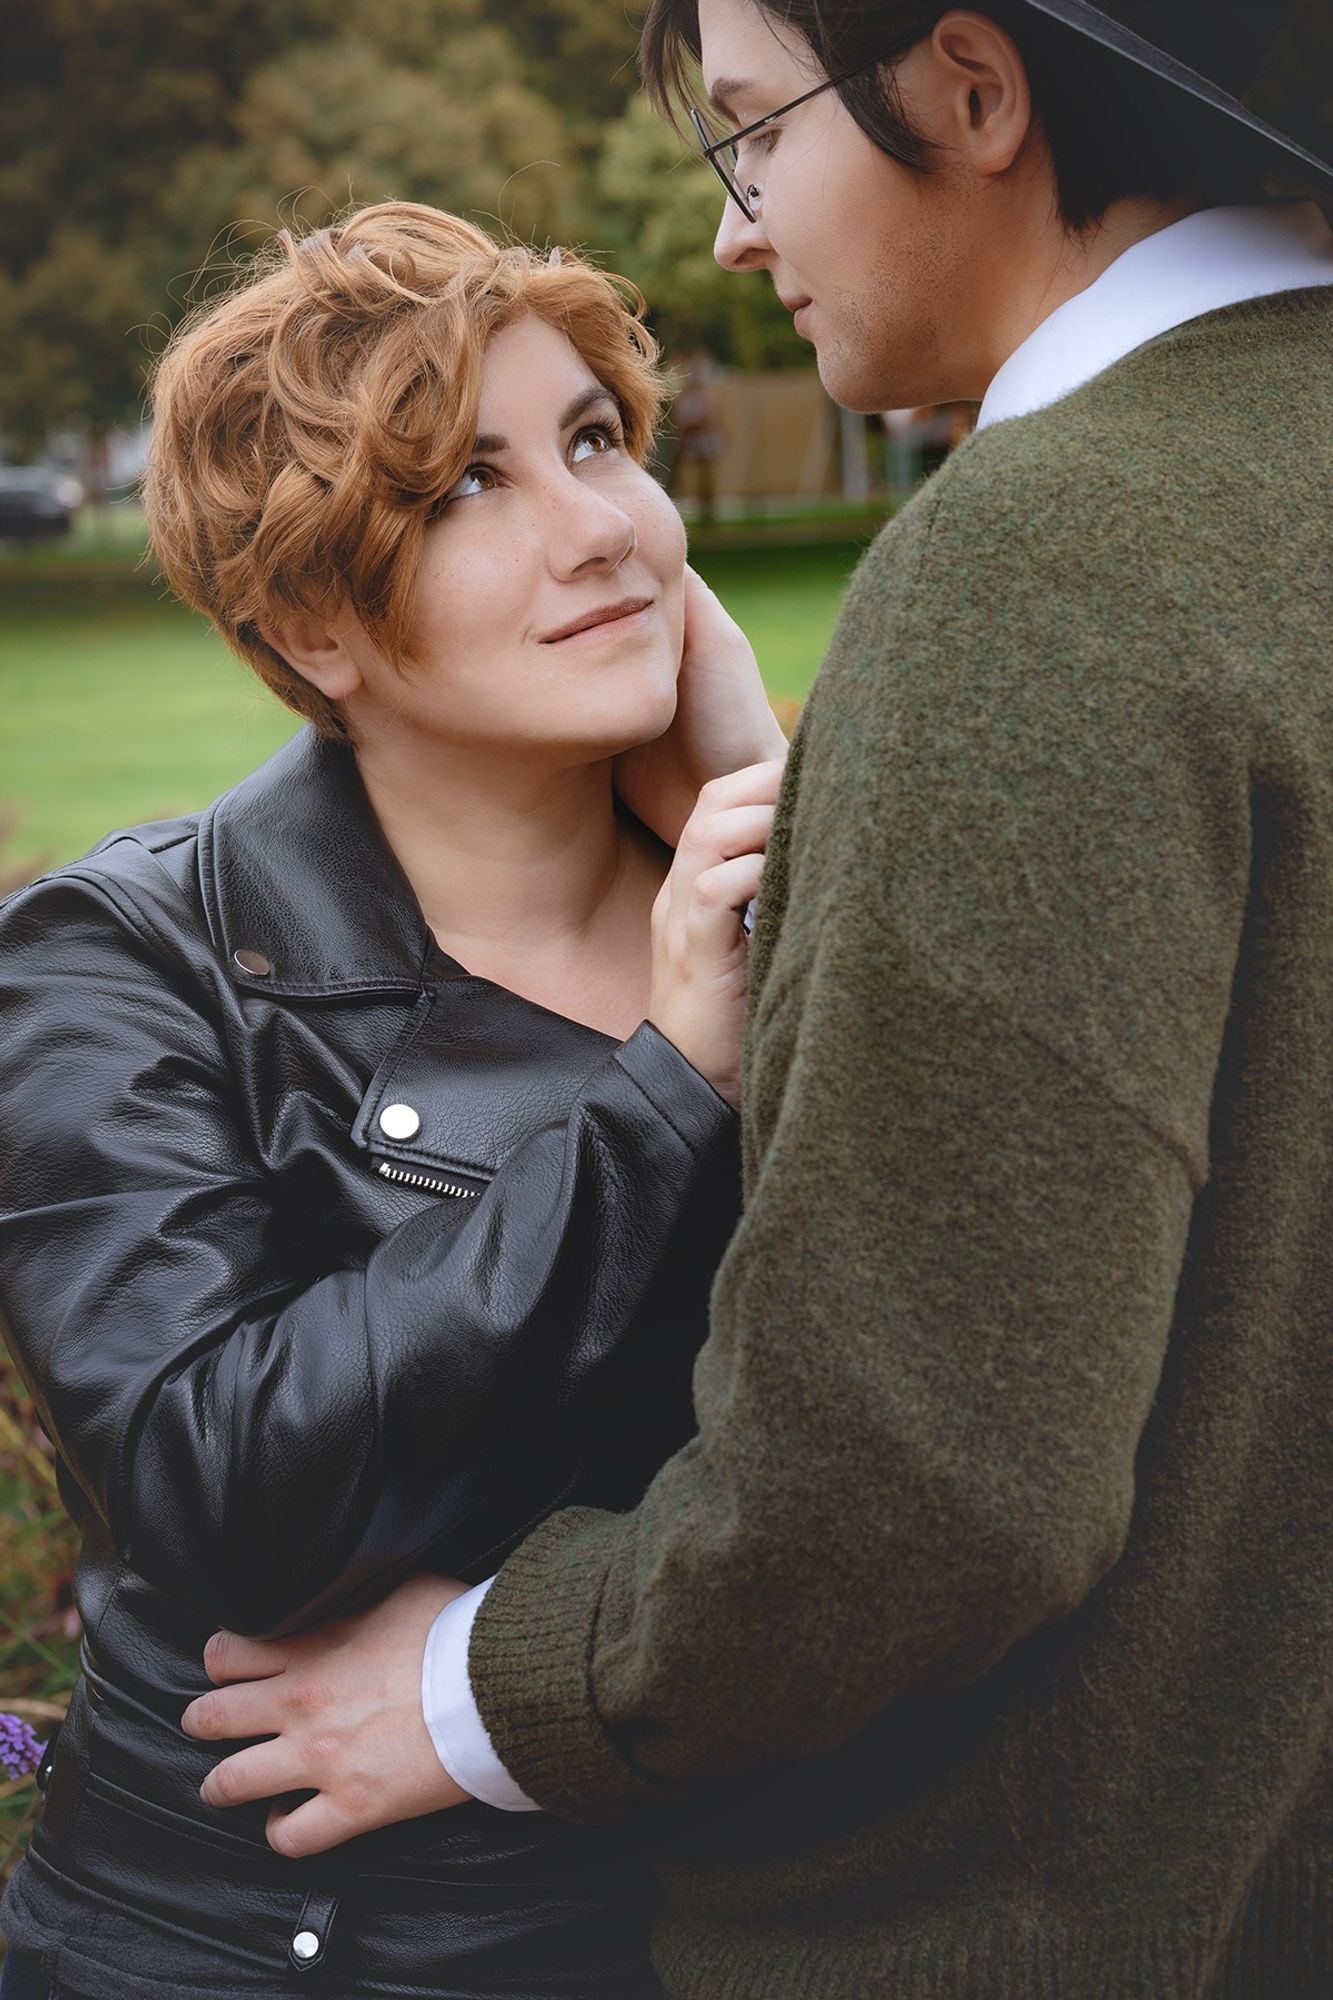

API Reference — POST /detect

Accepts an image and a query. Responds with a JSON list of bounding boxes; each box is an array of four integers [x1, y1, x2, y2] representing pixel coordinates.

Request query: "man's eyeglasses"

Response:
[[689, 60, 886, 225]]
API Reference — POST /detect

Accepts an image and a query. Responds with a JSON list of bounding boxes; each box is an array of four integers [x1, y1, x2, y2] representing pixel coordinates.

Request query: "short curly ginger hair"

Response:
[[143, 203, 666, 735]]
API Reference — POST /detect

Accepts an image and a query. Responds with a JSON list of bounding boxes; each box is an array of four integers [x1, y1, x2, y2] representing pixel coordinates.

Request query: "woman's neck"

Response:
[[354, 734, 666, 1031]]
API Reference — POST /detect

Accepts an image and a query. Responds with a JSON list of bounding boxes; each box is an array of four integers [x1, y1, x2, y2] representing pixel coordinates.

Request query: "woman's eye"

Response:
[[442, 463, 498, 503], [571, 422, 622, 462]]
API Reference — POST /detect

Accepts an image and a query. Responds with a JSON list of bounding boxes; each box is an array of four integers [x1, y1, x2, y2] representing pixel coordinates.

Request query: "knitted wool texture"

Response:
[[471, 288, 1333, 1999]]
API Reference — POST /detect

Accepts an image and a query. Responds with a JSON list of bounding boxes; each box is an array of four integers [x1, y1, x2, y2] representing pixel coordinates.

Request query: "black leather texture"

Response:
[[0, 729, 739, 1997]]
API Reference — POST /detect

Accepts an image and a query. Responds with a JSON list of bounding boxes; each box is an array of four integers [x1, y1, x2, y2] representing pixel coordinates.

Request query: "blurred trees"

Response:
[[499, 0, 649, 134], [0, 0, 638, 454], [1, 0, 338, 452], [0, 232, 148, 452], [157, 5, 572, 271]]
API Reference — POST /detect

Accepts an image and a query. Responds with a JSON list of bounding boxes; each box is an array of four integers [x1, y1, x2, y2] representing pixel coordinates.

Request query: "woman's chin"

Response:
[[572, 684, 679, 758]]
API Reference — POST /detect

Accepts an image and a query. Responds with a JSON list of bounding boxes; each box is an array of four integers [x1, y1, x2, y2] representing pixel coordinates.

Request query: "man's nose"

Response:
[[713, 197, 767, 272]]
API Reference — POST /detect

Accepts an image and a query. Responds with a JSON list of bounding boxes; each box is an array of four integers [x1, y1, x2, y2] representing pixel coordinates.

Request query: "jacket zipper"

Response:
[[374, 1159, 482, 1199]]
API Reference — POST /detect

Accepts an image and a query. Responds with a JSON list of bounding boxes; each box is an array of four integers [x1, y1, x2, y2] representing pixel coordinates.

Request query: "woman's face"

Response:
[[339, 313, 687, 763]]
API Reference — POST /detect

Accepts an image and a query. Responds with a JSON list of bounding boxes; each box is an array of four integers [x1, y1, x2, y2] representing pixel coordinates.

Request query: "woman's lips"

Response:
[[541, 597, 654, 645]]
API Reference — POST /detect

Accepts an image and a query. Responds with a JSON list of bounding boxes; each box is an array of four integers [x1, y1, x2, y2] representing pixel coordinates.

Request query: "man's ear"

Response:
[[258, 615, 364, 703], [929, 9, 1033, 179]]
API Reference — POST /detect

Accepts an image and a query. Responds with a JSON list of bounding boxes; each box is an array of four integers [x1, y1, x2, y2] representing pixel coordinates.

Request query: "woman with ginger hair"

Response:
[[0, 202, 784, 1999]]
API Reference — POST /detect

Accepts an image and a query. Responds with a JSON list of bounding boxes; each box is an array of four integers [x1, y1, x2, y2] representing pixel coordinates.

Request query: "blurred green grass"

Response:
[[1, 536, 862, 873]]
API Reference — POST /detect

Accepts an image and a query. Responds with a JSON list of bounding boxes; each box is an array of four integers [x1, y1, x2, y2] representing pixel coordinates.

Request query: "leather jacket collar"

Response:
[[198, 728, 437, 998], [193, 725, 626, 1197]]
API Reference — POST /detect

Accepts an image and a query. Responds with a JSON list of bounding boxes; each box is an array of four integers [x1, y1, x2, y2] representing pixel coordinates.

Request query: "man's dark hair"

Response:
[[640, 0, 1267, 230]]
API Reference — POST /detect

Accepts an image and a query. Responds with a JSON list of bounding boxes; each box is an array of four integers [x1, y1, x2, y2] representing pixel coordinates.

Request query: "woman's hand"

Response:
[[649, 758, 786, 1110], [616, 566, 789, 846], [181, 1573, 472, 1857]]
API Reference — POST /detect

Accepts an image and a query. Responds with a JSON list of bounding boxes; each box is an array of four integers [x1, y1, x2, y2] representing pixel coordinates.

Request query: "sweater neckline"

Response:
[[977, 201, 1333, 434]]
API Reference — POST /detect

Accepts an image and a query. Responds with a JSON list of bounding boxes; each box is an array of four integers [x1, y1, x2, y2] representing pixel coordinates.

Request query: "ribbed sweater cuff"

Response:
[[466, 1507, 667, 1822]]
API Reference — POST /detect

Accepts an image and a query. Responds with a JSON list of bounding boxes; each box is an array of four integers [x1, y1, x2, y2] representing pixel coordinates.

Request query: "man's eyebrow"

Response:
[[471, 385, 616, 457], [706, 75, 755, 123]]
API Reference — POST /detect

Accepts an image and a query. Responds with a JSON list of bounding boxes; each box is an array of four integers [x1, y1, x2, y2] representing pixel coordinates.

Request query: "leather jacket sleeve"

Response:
[[0, 867, 738, 1637]]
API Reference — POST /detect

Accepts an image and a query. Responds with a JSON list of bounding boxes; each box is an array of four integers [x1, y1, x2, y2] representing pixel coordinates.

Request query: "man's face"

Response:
[[697, 0, 975, 411]]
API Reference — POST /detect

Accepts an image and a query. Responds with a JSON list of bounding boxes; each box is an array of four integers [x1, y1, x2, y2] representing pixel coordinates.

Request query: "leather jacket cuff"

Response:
[[612, 1021, 738, 1160]]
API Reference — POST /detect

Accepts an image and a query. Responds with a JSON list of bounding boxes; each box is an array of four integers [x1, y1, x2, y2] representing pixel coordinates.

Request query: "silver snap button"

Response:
[[233, 948, 272, 977], [291, 1929, 320, 1962], [378, 1102, 421, 1141]]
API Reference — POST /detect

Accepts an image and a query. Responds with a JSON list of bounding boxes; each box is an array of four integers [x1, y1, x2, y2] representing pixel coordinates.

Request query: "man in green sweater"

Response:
[[187, 2, 1333, 1990]]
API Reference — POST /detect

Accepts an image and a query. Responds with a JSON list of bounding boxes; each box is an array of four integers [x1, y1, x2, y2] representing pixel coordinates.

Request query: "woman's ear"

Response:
[[929, 9, 1033, 178], [258, 616, 364, 704]]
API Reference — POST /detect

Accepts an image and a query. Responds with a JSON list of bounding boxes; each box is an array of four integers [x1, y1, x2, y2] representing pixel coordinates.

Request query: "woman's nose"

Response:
[[714, 196, 767, 272], [549, 474, 636, 577]]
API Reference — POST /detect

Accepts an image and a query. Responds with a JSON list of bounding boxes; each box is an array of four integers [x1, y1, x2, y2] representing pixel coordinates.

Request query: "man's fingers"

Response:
[[198, 1740, 301, 1810], [183, 1675, 296, 1743], [267, 1792, 384, 1860], [203, 1627, 290, 1685]]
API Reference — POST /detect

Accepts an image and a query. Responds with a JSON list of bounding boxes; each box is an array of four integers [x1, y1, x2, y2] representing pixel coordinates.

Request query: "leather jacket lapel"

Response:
[[194, 725, 622, 1188]]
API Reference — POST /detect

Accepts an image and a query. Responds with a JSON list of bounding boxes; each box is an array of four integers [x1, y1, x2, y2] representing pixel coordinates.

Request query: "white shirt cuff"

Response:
[[421, 1578, 541, 1812]]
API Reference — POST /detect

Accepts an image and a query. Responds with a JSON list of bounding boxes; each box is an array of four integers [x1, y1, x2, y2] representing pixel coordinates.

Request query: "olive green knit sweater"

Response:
[[471, 287, 1333, 1998]]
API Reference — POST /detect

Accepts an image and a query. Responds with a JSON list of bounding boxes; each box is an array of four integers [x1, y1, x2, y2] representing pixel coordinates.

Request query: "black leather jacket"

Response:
[[0, 730, 740, 1999]]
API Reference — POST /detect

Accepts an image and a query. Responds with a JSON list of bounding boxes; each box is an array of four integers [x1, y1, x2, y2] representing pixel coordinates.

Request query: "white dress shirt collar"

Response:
[[977, 201, 1333, 432]]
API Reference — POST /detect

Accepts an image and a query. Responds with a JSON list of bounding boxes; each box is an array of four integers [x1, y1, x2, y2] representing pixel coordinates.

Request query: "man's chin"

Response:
[[813, 341, 898, 416], [814, 337, 937, 418]]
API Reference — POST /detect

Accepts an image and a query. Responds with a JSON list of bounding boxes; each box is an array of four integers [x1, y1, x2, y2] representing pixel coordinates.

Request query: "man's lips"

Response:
[[776, 291, 814, 337], [540, 596, 653, 644]]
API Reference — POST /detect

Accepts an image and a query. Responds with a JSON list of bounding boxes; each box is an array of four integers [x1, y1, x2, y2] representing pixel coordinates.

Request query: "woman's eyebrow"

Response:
[[560, 384, 618, 429], [471, 386, 616, 457]]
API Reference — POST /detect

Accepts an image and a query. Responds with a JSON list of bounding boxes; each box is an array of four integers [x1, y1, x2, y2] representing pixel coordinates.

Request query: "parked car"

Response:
[[0, 466, 84, 540]]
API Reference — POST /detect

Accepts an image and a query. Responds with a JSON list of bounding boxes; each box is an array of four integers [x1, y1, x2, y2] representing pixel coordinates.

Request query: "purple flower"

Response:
[[0, 1712, 46, 1781]]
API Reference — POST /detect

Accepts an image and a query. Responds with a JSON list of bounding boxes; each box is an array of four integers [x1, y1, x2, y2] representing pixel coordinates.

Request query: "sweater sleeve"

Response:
[[465, 444, 1254, 1818]]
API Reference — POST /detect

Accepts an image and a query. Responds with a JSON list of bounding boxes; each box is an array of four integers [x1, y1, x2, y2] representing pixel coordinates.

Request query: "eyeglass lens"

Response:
[[688, 107, 757, 222]]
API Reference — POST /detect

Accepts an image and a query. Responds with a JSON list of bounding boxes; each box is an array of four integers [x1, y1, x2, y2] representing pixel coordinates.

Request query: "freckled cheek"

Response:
[[412, 535, 535, 656], [632, 478, 687, 635]]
